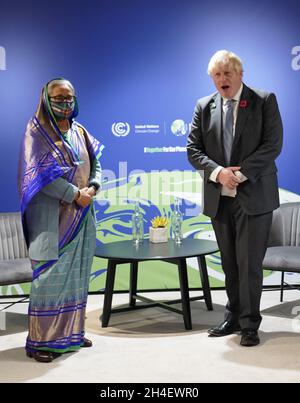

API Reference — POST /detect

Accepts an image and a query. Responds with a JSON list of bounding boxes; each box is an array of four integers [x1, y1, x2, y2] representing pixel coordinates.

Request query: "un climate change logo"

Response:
[[0, 46, 6, 70], [171, 119, 188, 136], [112, 122, 130, 137]]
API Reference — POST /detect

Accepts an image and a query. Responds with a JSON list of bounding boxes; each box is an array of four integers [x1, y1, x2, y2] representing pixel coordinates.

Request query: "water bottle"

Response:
[[171, 197, 183, 244], [132, 200, 144, 244]]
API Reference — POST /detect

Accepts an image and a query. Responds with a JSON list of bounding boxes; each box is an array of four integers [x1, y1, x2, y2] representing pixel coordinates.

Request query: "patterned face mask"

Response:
[[50, 100, 75, 120]]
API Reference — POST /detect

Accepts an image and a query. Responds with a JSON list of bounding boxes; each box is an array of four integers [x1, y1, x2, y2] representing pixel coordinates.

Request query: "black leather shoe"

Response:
[[208, 320, 241, 337], [81, 338, 93, 348], [26, 350, 54, 363], [240, 329, 260, 347]]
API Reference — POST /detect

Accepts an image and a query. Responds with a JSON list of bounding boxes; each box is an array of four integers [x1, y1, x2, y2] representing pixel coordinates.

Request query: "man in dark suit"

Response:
[[187, 50, 283, 346]]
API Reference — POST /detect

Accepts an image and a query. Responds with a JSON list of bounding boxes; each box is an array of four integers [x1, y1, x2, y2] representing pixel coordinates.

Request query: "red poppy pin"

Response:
[[239, 100, 248, 108]]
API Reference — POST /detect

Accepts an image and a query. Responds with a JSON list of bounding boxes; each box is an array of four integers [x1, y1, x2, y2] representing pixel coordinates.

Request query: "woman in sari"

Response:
[[18, 78, 104, 363]]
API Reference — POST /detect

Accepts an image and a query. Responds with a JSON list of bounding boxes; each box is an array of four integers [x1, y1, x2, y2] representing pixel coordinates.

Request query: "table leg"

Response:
[[101, 259, 117, 327], [129, 261, 138, 307], [178, 258, 192, 330], [197, 255, 213, 311]]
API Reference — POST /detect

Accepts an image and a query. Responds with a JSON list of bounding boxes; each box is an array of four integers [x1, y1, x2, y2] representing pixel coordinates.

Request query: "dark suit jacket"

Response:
[[187, 84, 283, 218]]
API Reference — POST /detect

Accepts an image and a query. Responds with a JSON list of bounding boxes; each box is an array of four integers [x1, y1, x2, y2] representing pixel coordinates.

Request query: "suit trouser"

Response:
[[211, 196, 272, 330]]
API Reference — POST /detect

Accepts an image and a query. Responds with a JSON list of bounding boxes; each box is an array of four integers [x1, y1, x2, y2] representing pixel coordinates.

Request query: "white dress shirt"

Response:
[[209, 83, 247, 197]]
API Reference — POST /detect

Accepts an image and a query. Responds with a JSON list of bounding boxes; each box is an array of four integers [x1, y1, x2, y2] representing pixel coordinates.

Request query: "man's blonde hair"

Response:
[[207, 50, 243, 76]]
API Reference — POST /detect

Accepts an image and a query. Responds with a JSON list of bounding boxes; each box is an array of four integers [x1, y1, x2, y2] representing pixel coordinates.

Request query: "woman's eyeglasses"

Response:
[[49, 96, 75, 103]]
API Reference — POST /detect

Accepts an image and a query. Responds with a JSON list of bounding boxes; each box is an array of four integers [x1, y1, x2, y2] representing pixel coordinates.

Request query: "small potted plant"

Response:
[[149, 216, 168, 243]]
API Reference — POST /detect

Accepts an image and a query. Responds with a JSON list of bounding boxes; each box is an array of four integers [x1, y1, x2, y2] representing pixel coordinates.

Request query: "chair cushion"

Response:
[[0, 212, 28, 260], [263, 246, 300, 271], [268, 203, 300, 248], [0, 258, 32, 285]]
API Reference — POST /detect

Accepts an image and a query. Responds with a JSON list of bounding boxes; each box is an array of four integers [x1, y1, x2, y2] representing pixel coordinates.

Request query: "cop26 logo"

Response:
[[291, 46, 300, 71], [0, 46, 6, 70]]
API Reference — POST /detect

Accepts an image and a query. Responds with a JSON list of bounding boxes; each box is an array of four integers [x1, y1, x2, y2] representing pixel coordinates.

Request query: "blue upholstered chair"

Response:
[[0, 212, 32, 309], [263, 202, 300, 302]]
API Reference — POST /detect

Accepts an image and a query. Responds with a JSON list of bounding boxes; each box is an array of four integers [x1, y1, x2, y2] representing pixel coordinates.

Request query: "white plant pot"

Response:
[[149, 227, 168, 243]]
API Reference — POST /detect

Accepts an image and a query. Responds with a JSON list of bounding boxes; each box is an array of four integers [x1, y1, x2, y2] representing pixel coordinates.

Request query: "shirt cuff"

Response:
[[209, 166, 223, 183]]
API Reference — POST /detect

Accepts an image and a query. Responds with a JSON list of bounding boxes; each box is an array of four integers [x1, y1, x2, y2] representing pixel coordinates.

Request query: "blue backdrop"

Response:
[[0, 0, 300, 211]]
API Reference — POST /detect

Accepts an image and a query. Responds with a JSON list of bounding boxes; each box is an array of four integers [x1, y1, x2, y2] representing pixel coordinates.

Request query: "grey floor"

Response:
[[0, 289, 300, 383]]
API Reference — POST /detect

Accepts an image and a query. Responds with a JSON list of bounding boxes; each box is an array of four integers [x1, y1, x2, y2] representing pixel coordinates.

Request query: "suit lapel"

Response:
[[231, 84, 253, 152]]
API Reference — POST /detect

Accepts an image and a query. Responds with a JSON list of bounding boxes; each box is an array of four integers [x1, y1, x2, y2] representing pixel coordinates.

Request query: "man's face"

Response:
[[211, 64, 243, 99]]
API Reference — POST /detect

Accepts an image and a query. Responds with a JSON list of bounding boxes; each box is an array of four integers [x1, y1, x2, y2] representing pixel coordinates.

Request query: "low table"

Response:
[[95, 238, 219, 330]]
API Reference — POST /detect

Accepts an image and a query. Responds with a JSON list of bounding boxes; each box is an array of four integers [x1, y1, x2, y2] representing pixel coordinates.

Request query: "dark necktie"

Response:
[[223, 99, 234, 166]]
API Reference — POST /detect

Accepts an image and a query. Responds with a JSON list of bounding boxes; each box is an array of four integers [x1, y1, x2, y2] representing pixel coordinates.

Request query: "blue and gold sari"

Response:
[[18, 80, 104, 354]]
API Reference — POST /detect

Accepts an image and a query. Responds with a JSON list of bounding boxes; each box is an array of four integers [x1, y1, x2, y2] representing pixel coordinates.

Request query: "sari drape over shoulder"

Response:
[[18, 82, 104, 353]]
